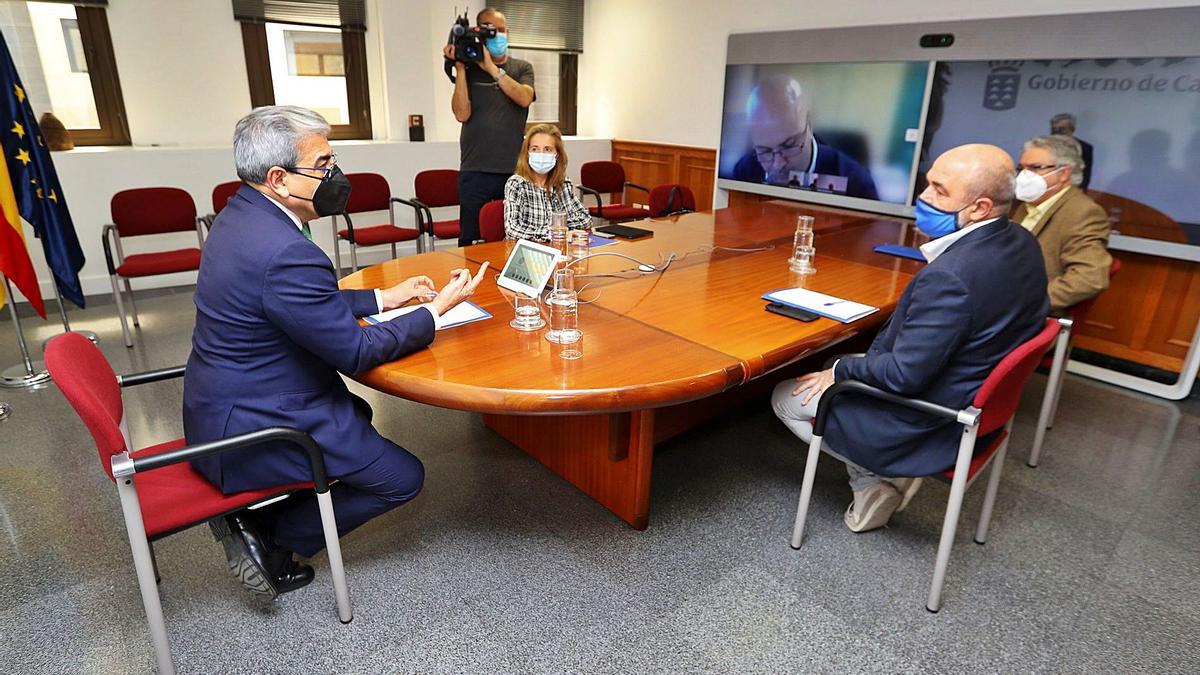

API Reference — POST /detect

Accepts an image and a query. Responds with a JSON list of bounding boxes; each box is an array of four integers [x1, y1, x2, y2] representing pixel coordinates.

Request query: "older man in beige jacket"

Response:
[[1012, 134, 1112, 312]]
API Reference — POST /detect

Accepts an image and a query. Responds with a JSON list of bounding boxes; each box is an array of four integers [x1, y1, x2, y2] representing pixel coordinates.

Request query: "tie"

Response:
[[301, 223, 313, 241]]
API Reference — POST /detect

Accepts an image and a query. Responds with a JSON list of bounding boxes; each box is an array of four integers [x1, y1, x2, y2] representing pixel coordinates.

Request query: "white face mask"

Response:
[[528, 151, 557, 175], [1015, 166, 1065, 203]]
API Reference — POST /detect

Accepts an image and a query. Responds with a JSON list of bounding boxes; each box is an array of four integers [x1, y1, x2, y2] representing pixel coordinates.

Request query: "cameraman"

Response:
[[442, 7, 535, 246]]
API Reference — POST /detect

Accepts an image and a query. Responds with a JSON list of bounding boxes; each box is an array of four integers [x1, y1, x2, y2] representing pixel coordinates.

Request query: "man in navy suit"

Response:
[[729, 75, 879, 200], [185, 106, 488, 599], [772, 144, 1048, 533]]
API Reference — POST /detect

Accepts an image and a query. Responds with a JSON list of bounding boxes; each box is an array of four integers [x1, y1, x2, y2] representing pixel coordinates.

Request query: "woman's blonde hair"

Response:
[[514, 123, 568, 193]]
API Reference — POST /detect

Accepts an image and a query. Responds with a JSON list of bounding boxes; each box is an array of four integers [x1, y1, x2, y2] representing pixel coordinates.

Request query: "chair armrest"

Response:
[[391, 197, 430, 235], [577, 186, 604, 218], [117, 366, 186, 387], [624, 181, 650, 194], [822, 353, 866, 369], [112, 426, 331, 494], [101, 224, 118, 275], [339, 212, 356, 242], [811, 379, 977, 437]]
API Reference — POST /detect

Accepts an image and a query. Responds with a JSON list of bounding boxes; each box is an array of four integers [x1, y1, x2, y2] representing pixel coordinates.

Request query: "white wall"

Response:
[[578, 0, 1200, 150]]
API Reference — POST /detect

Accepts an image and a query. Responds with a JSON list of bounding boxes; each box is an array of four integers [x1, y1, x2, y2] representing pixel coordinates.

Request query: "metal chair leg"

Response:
[[1029, 321, 1071, 468], [349, 243, 358, 272], [110, 275, 133, 348], [390, 243, 397, 259], [315, 490, 353, 623], [927, 424, 979, 613], [974, 423, 1012, 545], [123, 279, 140, 327], [790, 434, 824, 549], [150, 540, 162, 583], [1047, 349, 1070, 428], [115, 476, 176, 674]]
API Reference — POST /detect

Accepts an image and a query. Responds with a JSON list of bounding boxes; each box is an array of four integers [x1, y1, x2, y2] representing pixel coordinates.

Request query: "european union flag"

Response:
[[0, 33, 86, 308]]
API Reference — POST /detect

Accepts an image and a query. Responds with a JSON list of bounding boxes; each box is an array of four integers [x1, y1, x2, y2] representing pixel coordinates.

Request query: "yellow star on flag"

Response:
[[35, 187, 43, 199], [11, 122, 24, 139], [15, 148, 31, 166], [48, 189, 58, 203], [13, 84, 24, 102]]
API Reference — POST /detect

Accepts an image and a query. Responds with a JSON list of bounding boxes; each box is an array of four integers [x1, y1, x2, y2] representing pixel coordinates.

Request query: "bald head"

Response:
[[921, 144, 1015, 224], [746, 75, 814, 180]]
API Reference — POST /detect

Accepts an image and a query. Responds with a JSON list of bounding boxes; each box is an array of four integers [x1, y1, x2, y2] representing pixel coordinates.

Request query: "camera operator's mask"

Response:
[[487, 31, 508, 58]]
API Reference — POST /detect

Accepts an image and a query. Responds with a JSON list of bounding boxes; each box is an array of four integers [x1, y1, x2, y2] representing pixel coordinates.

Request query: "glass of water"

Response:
[[549, 210, 569, 252], [567, 229, 590, 260], [789, 216, 816, 275], [545, 288, 582, 346], [509, 292, 545, 331], [553, 267, 575, 293]]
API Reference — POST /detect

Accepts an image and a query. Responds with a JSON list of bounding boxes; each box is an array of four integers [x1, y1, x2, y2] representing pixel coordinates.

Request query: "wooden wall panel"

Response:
[[610, 140, 717, 211]]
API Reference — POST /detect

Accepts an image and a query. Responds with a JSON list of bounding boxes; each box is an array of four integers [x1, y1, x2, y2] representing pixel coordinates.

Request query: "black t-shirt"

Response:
[[459, 57, 535, 174]]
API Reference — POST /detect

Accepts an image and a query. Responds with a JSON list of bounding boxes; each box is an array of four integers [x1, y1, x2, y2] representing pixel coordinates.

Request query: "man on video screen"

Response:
[[731, 75, 879, 200]]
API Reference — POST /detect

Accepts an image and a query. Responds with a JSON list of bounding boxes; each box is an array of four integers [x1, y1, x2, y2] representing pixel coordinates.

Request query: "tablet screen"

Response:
[[499, 240, 558, 295]]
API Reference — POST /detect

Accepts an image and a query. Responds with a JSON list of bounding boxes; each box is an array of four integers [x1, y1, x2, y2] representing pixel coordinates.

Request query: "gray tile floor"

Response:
[[1, 289, 1198, 673]]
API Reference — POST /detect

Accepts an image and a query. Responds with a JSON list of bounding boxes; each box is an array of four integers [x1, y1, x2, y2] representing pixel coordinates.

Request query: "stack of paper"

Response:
[[365, 300, 491, 330], [762, 288, 878, 323]]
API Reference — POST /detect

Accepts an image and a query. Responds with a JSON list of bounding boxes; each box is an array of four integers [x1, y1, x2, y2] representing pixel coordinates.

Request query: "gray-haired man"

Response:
[[1050, 113, 1094, 190], [185, 105, 487, 598]]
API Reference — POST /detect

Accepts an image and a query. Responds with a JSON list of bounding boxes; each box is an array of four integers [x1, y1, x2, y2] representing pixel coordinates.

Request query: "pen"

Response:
[[823, 300, 844, 306]]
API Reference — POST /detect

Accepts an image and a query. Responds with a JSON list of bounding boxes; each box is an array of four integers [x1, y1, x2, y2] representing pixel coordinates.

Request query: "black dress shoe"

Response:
[[273, 557, 315, 595], [209, 514, 279, 600]]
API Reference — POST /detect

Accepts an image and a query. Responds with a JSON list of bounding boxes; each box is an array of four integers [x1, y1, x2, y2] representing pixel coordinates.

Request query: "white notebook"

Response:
[[762, 288, 879, 323], [364, 300, 491, 330]]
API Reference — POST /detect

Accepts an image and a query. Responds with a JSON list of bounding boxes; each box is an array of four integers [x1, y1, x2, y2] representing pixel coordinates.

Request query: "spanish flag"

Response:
[[0, 128, 42, 317]]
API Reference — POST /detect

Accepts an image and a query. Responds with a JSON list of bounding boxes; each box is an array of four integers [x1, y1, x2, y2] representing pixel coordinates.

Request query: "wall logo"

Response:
[[983, 61, 1024, 110]]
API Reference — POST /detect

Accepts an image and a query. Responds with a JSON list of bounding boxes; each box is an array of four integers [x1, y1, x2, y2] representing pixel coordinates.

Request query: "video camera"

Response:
[[443, 10, 497, 83]]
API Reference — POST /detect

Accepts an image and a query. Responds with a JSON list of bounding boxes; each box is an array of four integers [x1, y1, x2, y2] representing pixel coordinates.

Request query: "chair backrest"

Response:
[[344, 172, 391, 214], [414, 169, 459, 208], [111, 187, 197, 237], [649, 184, 696, 217], [972, 318, 1060, 435], [580, 161, 626, 194], [479, 199, 505, 242], [44, 333, 128, 481], [211, 180, 242, 215], [1068, 257, 1122, 327]]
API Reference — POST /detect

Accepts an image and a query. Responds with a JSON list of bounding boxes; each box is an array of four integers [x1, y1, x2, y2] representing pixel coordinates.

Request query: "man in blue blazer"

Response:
[[772, 144, 1048, 533], [185, 106, 488, 599], [728, 75, 879, 200]]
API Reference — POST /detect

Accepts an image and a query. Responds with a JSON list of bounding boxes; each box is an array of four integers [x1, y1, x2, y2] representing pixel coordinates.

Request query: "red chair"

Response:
[[648, 184, 697, 217], [102, 188, 204, 348], [578, 161, 650, 222], [479, 199, 506, 243], [44, 333, 352, 675], [395, 169, 461, 250], [333, 172, 422, 273], [1027, 257, 1122, 467], [209, 180, 242, 220], [790, 318, 1060, 612]]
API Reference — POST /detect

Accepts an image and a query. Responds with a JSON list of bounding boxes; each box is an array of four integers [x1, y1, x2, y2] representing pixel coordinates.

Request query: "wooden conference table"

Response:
[[340, 201, 923, 529]]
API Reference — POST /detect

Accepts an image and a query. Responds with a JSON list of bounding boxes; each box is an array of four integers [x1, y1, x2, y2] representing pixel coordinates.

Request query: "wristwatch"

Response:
[[493, 67, 506, 82]]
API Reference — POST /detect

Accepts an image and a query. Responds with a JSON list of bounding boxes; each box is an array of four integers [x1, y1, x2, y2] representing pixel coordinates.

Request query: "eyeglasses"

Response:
[[286, 154, 338, 179], [1016, 163, 1061, 173], [754, 131, 807, 164]]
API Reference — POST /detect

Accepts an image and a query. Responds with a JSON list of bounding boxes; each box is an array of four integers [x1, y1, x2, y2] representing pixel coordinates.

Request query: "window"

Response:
[[0, 1, 130, 145], [234, 1, 371, 140], [490, 0, 583, 135]]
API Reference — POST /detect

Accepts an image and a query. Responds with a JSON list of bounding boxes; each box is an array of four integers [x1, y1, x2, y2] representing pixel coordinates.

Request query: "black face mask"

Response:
[[287, 164, 352, 217]]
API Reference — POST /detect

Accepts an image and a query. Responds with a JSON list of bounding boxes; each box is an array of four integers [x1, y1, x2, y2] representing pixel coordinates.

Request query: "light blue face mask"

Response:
[[487, 32, 508, 58], [913, 198, 966, 239], [529, 151, 557, 175]]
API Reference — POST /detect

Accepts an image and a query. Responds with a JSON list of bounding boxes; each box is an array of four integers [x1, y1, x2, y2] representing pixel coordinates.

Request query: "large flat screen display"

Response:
[[717, 61, 931, 217]]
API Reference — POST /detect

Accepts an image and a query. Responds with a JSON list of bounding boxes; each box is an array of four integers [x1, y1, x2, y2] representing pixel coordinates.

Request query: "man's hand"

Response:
[[380, 276, 436, 310], [479, 46, 499, 78], [442, 44, 466, 72], [791, 368, 836, 406], [431, 262, 490, 315]]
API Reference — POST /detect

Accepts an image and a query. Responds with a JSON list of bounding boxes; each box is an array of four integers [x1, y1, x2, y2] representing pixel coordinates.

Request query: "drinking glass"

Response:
[[789, 216, 817, 274], [509, 293, 545, 331], [567, 229, 590, 260], [553, 267, 575, 293], [549, 210, 569, 253], [545, 289, 582, 345]]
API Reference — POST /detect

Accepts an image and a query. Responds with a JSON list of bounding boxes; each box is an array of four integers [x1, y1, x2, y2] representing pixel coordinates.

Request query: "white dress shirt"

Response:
[[260, 191, 440, 326], [919, 216, 1001, 262]]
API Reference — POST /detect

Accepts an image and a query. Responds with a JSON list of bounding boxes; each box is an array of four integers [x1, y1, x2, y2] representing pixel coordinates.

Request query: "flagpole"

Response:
[[1, 273, 50, 388], [40, 277, 98, 347]]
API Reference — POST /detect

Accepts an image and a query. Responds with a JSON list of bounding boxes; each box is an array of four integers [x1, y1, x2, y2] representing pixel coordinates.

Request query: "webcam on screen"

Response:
[[920, 33, 955, 48]]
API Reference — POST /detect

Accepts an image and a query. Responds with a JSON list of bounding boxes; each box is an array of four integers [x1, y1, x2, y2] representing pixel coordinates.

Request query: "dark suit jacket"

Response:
[[828, 218, 1049, 477], [730, 141, 879, 200], [183, 185, 435, 493], [1076, 138, 1093, 191]]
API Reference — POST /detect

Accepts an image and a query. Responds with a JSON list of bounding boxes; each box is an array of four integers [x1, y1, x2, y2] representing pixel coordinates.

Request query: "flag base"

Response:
[[1, 361, 50, 388]]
